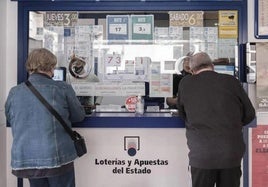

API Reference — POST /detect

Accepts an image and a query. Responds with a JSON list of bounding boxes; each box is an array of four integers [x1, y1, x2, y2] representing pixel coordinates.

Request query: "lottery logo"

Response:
[[124, 136, 140, 157]]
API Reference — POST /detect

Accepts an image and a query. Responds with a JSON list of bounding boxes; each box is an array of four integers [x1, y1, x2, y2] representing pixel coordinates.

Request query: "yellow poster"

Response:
[[218, 10, 238, 38]]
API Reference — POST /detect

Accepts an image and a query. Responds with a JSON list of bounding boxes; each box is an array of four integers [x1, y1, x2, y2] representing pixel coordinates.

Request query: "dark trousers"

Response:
[[190, 166, 242, 187], [28, 168, 75, 187]]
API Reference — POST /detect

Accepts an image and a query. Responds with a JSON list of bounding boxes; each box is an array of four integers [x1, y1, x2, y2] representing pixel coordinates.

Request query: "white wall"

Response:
[[0, 0, 7, 187], [0, 0, 7, 125], [2, 0, 18, 187]]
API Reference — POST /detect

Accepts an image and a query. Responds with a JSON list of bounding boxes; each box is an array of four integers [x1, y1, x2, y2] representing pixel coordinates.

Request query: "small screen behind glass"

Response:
[[214, 65, 235, 76], [53, 67, 66, 81]]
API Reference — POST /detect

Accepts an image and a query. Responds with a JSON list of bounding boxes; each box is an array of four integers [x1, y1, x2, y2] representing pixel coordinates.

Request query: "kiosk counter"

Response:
[[71, 112, 189, 187]]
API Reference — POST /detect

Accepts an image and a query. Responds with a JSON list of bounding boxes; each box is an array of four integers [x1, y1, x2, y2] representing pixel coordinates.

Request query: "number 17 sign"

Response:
[[107, 15, 130, 40]]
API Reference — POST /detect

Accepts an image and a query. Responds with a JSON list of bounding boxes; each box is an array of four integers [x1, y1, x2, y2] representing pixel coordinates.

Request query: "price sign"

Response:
[[133, 23, 151, 35], [107, 15, 130, 40], [109, 24, 127, 35], [169, 11, 204, 27], [104, 54, 121, 67], [44, 11, 78, 27], [131, 15, 154, 40]]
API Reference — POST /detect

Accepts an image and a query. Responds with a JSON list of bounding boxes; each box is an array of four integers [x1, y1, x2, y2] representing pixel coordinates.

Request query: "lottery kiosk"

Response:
[[10, 0, 253, 187]]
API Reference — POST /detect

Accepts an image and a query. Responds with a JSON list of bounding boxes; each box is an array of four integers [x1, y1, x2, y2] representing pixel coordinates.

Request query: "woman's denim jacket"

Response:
[[5, 73, 86, 170]]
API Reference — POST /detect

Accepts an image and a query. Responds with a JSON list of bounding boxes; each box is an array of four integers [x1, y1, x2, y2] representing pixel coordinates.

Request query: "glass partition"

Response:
[[29, 10, 238, 110]]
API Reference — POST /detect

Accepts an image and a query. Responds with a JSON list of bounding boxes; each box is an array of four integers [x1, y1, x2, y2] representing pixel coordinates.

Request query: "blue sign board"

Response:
[[107, 15, 130, 40]]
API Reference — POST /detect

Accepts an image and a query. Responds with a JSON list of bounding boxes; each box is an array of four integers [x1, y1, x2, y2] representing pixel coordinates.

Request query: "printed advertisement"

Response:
[[251, 125, 268, 187], [218, 10, 238, 38]]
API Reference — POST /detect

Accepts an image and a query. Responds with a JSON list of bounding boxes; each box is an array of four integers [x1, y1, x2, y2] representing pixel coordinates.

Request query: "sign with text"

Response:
[[131, 15, 154, 40], [104, 53, 122, 67], [29, 12, 44, 40], [44, 11, 78, 27], [72, 82, 145, 96], [251, 125, 268, 187], [169, 11, 204, 27], [107, 15, 130, 40], [74, 129, 189, 187], [218, 10, 238, 38]]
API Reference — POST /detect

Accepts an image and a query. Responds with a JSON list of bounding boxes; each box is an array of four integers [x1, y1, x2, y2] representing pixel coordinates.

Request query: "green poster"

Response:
[[131, 15, 154, 40]]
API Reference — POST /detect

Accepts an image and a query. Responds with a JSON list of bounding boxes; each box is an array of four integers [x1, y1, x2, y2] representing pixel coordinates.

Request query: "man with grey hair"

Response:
[[189, 52, 214, 74], [177, 51, 255, 187]]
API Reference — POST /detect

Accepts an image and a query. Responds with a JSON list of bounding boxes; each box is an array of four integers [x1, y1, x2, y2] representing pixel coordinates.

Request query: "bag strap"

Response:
[[25, 80, 76, 140]]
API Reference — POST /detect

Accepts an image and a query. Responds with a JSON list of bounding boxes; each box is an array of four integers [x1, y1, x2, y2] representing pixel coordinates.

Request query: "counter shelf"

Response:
[[73, 111, 185, 128]]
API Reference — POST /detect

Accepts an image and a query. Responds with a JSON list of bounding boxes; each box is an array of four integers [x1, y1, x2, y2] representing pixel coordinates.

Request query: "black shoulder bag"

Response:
[[25, 80, 87, 157]]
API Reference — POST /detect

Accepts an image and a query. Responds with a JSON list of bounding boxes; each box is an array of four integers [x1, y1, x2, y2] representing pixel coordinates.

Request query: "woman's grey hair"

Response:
[[189, 52, 213, 72], [26, 48, 57, 74]]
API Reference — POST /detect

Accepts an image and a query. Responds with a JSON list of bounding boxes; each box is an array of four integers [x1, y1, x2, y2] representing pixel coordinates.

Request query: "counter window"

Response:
[[28, 10, 238, 111]]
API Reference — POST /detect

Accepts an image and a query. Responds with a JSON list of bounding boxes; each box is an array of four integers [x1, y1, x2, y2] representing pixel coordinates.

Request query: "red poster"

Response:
[[252, 125, 268, 187]]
